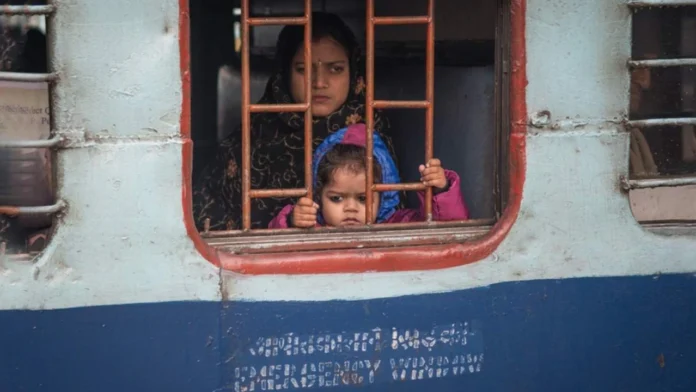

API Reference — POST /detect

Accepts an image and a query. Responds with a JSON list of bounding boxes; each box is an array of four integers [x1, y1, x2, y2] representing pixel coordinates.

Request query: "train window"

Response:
[[186, 0, 525, 271], [627, 3, 696, 225], [0, 2, 62, 260]]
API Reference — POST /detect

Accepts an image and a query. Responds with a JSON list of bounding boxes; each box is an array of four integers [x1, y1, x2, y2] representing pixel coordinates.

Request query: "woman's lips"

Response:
[[312, 95, 330, 103]]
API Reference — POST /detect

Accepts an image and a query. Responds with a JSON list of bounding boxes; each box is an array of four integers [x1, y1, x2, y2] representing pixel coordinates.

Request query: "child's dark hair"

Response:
[[315, 144, 382, 199]]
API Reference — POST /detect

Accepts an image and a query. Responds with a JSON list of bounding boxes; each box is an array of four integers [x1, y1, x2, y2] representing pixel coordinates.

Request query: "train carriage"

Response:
[[1, 0, 695, 391]]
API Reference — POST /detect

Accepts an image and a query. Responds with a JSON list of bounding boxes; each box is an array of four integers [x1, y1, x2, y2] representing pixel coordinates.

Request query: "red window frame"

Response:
[[179, 0, 527, 275]]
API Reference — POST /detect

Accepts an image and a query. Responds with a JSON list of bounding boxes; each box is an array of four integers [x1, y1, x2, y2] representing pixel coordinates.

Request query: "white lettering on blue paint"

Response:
[[233, 322, 483, 390]]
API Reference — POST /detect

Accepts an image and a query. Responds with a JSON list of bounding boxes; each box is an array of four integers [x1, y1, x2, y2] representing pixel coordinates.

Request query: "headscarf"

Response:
[[193, 12, 399, 231], [312, 124, 401, 224]]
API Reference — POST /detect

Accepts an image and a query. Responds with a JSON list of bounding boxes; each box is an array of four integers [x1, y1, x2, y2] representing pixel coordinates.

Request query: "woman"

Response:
[[193, 12, 400, 231]]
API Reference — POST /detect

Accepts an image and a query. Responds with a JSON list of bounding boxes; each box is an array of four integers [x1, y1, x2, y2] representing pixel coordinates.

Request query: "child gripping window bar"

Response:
[[269, 124, 469, 228]]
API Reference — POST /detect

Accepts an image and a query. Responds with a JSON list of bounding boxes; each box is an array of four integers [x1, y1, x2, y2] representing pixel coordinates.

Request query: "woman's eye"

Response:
[[295, 67, 305, 74], [330, 66, 345, 74]]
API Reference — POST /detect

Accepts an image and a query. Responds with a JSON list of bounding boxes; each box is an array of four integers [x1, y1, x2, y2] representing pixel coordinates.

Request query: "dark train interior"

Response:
[[189, 0, 505, 221]]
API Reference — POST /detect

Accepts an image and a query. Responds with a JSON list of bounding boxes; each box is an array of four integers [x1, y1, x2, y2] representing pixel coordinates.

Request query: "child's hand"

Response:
[[291, 197, 318, 228], [419, 158, 447, 191]]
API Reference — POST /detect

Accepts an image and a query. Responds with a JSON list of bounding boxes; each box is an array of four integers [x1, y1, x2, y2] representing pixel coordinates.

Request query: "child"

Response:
[[269, 124, 469, 228]]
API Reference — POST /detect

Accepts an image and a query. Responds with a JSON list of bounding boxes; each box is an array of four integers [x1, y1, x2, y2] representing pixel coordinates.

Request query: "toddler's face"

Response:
[[320, 169, 379, 227]]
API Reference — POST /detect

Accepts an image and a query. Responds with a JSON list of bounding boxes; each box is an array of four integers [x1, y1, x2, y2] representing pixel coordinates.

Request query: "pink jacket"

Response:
[[268, 169, 469, 228]]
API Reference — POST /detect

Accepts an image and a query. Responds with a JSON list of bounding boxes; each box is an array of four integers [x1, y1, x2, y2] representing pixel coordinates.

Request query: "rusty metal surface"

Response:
[[235, 0, 440, 231], [424, 0, 435, 222], [302, 0, 313, 205], [240, 0, 252, 229], [365, 0, 376, 223], [372, 100, 429, 109], [373, 16, 430, 25], [249, 188, 308, 198], [373, 182, 427, 192], [248, 103, 309, 113], [240, 0, 312, 230], [247, 16, 308, 26], [364, 0, 436, 224]]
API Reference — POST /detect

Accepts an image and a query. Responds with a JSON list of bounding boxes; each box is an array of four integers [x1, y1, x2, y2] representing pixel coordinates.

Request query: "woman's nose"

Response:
[[312, 66, 328, 89]]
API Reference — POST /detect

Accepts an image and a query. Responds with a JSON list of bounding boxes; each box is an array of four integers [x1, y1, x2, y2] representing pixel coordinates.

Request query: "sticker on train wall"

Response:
[[230, 321, 484, 391]]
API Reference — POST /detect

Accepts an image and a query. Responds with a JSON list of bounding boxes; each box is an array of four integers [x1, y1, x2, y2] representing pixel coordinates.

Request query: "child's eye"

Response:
[[329, 196, 342, 203], [358, 195, 367, 203]]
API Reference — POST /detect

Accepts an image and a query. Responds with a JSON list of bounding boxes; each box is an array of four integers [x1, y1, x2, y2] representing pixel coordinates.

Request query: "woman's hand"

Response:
[[291, 197, 319, 228], [419, 158, 447, 191]]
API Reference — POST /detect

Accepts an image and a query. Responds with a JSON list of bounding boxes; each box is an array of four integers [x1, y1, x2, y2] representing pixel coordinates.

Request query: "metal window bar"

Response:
[[629, 58, 696, 68], [0, 2, 65, 218], [628, 0, 696, 7], [0, 5, 58, 82], [621, 175, 696, 190], [0, 4, 55, 15], [625, 0, 696, 190], [365, 0, 435, 224], [240, 0, 312, 230]]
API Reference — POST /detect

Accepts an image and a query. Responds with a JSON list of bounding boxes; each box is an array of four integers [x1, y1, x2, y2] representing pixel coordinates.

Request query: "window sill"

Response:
[[641, 221, 696, 236], [204, 220, 495, 255]]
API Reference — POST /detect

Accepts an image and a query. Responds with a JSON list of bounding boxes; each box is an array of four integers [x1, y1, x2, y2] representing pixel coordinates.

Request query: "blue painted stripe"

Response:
[[1, 274, 695, 391]]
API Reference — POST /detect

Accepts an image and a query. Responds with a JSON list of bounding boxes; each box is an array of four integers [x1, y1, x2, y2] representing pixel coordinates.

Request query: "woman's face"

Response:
[[290, 36, 350, 117]]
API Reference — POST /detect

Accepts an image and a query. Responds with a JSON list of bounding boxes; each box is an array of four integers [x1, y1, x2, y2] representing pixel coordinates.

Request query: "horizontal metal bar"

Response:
[[249, 188, 308, 198], [0, 135, 62, 148], [0, 5, 56, 15], [0, 200, 66, 217], [249, 103, 309, 113], [622, 175, 696, 190], [629, 58, 696, 68], [247, 16, 308, 26], [373, 100, 430, 109], [626, 117, 696, 128], [628, 0, 696, 7], [0, 72, 58, 82], [373, 182, 427, 192], [373, 16, 430, 25]]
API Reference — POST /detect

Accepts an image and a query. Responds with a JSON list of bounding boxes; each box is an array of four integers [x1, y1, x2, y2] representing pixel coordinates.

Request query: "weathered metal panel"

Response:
[[0, 141, 220, 309], [51, 0, 182, 136], [526, 0, 631, 122]]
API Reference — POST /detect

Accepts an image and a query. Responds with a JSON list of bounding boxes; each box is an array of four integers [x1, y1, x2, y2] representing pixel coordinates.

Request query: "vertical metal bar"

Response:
[[364, 0, 375, 224], [303, 0, 313, 202], [424, 0, 435, 221], [241, 0, 252, 230]]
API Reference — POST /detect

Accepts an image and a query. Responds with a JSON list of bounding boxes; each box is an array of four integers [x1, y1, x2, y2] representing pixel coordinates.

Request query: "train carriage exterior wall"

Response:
[[2, 0, 695, 391]]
